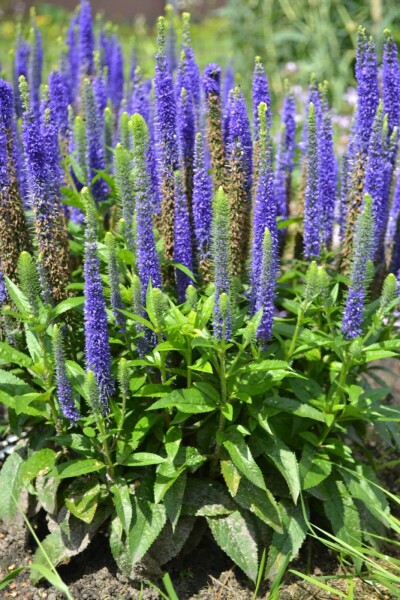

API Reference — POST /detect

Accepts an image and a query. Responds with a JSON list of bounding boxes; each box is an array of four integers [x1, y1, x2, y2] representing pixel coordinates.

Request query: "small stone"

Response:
[[8, 564, 16, 571]]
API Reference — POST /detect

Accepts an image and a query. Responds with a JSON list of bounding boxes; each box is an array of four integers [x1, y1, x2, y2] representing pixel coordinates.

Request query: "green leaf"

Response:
[[341, 465, 391, 528], [21, 449, 57, 485], [0, 342, 32, 368], [127, 498, 167, 564], [0, 567, 25, 591], [51, 296, 85, 317], [123, 452, 165, 466], [50, 458, 105, 479], [259, 436, 300, 504], [65, 477, 101, 524], [220, 429, 266, 491], [0, 369, 34, 395], [111, 482, 132, 534], [364, 349, 398, 362], [247, 359, 292, 372], [263, 396, 326, 422], [29, 564, 71, 596], [265, 502, 308, 579], [183, 478, 236, 517], [171, 261, 196, 282], [163, 472, 187, 531], [207, 510, 259, 582], [233, 474, 282, 533], [4, 276, 30, 313], [0, 451, 24, 520], [0, 389, 15, 409], [221, 459, 242, 496], [299, 445, 332, 490], [154, 461, 183, 504], [322, 478, 362, 570], [148, 387, 218, 414]]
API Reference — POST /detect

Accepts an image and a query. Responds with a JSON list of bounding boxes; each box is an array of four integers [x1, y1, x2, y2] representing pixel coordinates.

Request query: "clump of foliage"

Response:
[[0, 1, 399, 593]]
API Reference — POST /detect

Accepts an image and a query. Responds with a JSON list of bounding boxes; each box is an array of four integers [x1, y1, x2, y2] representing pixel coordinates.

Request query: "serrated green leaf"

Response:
[[183, 478, 236, 517], [65, 477, 101, 524], [322, 478, 362, 570], [265, 502, 308, 580], [207, 510, 259, 581], [154, 461, 182, 503], [221, 459, 242, 496], [0, 369, 34, 395], [234, 475, 282, 533], [148, 388, 218, 414], [263, 397, 326, 422], [341, 465, 391, 528], [21, 449, 56, 485], [221, 429, 266, 491], [111, 482, 132, 534], [299, 445, 332, 490], [4, 276, 30, 313], [50, 458, 105, 479], [0, 342, 32, 368], [259, 436, 300, 504], [123, 452, 165, 466], [163, 472, 187, 531], [128, 498, 166, 564], [0, 451, 24, 520]]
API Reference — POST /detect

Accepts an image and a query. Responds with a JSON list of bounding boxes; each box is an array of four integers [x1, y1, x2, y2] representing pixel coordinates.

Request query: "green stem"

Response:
[[210, 325, 228, 478], [287, 306, 305, 360], [187, 341, 192, 388], [157, 331, 167, 384], [97, 413, 115, 481]]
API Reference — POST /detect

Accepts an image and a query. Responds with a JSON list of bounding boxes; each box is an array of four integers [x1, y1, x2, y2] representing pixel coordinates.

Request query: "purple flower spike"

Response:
[[383, 30, 400, 135], [82, 78, 109, 202], [303, 102, 320, 260], [48, 71, 70, 137], [193, 132, 213, 277], [53, 326, 80, 423], [65, 13, 79, 103], [28, 24, 43, 115], [341, 193, 375, 339], [154, 17, 179, 268], [14, 34, 29, 118], [252, 57, 272, 138], [79, 0, 94, 77], [174, 170, 193, 302], [109, 37, 124, 111], [181, 13, 200, 108], [228, 87, 253, 192], [131, 114, 162, 296], [355, 28, 379, 156], [318, 85, 336, 249], [251, 102, 277, 308], [363, 103, 385, 254], [274, 89, 296, 224], [212, 187, 231, 340], [256, 227, 277, 344], [83, 188, 114, 410]]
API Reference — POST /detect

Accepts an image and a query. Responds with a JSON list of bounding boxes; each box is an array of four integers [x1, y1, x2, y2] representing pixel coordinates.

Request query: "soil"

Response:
[[0, 514, 397, 600]]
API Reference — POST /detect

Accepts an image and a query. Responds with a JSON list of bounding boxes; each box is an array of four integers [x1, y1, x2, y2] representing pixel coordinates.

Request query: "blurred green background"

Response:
[[0, 0, 399, 110]]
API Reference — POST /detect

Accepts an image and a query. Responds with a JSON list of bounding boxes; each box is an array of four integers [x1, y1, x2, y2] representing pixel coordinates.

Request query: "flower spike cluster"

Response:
[[83, 187, 114, 410]]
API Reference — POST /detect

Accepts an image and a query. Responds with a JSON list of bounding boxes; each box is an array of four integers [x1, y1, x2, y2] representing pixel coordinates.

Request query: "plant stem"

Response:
[[187, 341, 192, 388], [210, 325, 228, 478], [96, 412, 115, 481], [287, 306, 305, 360]]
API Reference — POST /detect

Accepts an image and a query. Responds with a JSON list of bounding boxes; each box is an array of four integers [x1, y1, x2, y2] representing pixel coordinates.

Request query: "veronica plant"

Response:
[[0, 5, 399, 596]]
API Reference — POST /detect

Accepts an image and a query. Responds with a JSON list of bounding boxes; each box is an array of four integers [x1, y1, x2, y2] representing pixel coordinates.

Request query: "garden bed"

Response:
[[0, 516, 397, 600]]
